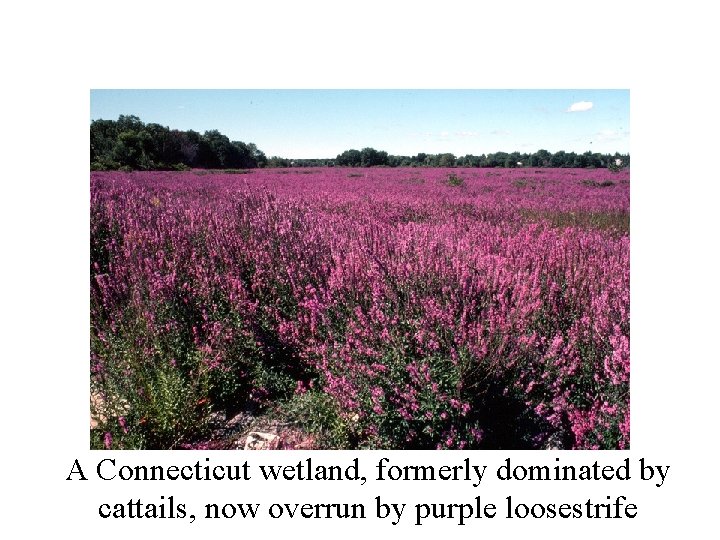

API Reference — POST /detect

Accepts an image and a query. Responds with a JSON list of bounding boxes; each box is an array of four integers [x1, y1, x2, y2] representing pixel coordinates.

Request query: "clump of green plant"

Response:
[[91, 157, 121, 171], [90, 320, 214, 449], [140, 362, 212, 447], [582, 179, 615, 188], [446, 173, 464, 187], [279, 388, 356, 449]]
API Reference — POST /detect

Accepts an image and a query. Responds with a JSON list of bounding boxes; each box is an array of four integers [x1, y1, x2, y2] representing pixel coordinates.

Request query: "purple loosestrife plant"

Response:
[[91, 167, 629, 449]]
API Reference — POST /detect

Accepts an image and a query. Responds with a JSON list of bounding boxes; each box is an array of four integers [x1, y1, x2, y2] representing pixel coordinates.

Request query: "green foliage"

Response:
[[141, 363, 211, 448], [335, 149, 362, 166], [280, 390, 355, 449], [220, 168, 252, 174], [91, 115, 629, 172], [91, 116, 629, 172], [266, 156, 291, 168], [608, 161, 622, 173], [582, 179, 615, 188], [446, 172, 464, 187], [90, 157, 120, 171], [90, 116, 265, 171], [90, 310, 213, 449], [438, 153, 457, 167], [334, 147, 629, 170], [112, 130, 153, 169]]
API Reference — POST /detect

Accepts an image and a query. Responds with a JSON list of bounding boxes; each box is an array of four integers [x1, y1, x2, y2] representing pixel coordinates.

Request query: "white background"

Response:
[[1, 1, 718, 538]]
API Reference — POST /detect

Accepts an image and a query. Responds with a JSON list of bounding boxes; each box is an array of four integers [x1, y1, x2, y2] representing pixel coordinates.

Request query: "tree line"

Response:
[[91, 116, 629, 171], [336, 147, 630, 169], [91, 115, 267, 171]]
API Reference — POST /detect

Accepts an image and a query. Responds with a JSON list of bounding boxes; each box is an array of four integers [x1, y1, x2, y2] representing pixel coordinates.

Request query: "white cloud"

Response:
[[455, 131, 478, 137], [567, 101, 593, 112], [490, 129, 510, 135]]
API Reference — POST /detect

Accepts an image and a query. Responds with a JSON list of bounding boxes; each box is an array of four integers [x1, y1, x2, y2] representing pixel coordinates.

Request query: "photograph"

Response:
[[90, 89, 630, 450]]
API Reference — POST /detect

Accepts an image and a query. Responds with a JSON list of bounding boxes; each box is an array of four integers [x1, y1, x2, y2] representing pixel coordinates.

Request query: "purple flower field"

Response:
[[90, 167, 629, 450]]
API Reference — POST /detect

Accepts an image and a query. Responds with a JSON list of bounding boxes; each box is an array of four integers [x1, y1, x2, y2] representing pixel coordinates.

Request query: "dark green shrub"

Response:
[[446, 173, 464, 187]]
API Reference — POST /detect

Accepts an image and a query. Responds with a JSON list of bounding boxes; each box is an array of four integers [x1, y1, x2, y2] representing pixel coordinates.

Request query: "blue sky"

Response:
[[91, 90, 629, 158]]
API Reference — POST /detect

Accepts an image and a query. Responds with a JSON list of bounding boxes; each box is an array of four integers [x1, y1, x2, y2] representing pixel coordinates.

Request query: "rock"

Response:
[[227, 412, 251, 429], [244, 431, 279, 450], [90, 391, 129, 429]]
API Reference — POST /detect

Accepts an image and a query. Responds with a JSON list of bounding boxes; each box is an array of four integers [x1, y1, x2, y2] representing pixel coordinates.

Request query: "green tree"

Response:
[[116, 114, 144, 132], [573, 153, 589, 168], [550, 150, 568, 167], [505, 152, 521, 168], [438, 153, 456, 167], [246, 143, 267, 168], [534, 149, 552, 167], [336, 149, 362, 166], [112, 130, 153, 169], [267, 156, 290, 167], [359, 147, 388, 167], [90, 119, 120, 168]]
